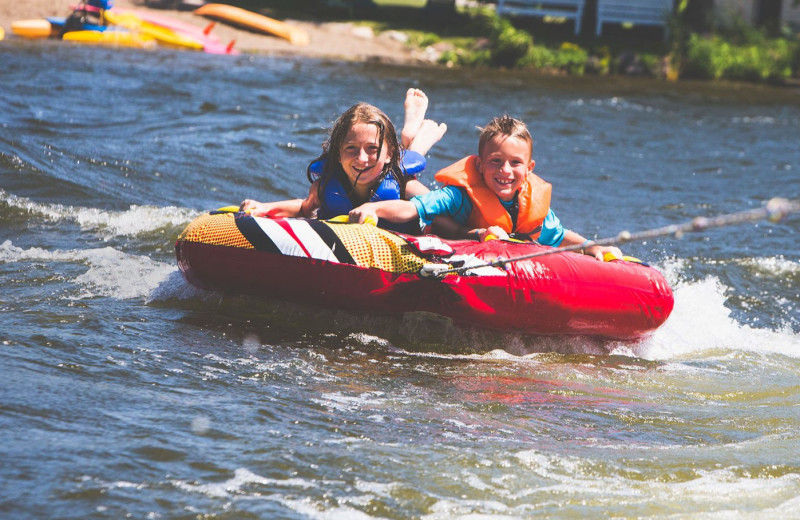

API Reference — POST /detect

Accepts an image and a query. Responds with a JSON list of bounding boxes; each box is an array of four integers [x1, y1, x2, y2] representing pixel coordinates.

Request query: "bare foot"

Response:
[[401, 88, 428, 148], [407, 119, 447, 156]]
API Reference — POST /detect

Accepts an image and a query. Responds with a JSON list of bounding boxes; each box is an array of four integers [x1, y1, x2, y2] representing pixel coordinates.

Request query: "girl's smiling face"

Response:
[[476, 135, 534, 202], [339, 122, 391, 190]]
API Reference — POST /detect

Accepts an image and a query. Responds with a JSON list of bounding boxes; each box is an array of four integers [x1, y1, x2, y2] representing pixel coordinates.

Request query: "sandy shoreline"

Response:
[[0, 0, 429, 64]]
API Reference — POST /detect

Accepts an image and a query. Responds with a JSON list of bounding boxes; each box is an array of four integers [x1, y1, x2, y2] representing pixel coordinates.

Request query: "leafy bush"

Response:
[[518, 45, 556, 69], [682, 33, 797, 81], [439, 47, 492, 67], [406, 31, 441, 48], [489, 17, 532, 67], [431, 4, 798, 83], [554, 42, 588, 75], [517, 42, 587, 75]]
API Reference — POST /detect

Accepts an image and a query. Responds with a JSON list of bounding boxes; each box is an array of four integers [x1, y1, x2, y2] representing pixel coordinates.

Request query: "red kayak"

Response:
[[175, 212, 674, 340]]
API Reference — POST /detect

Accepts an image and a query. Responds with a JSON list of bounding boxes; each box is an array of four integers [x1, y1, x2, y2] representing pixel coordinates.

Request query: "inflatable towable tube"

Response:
[[176, 212, 674, 340]]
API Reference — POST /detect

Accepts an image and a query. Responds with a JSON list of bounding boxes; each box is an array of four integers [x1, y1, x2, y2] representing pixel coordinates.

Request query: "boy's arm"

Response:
[[537, 211, 623, 260], [561, 229, 623, 261], [430, 215, 463, 239], [350, 186, 468, 236], [431, 216, 505, 241]]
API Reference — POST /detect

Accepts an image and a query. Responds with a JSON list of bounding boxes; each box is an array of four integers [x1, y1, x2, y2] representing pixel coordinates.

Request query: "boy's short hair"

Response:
[[478, 115, 533, 157]]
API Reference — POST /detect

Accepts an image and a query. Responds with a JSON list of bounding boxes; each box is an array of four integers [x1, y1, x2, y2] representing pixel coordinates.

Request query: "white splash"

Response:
[[1, 188, 199, 237], [173, 467, 314, 498], [0, 240, 177, 300], [630, 258, 800, 361], [312, 391, 387, 413], [147, 269, 210, 303]]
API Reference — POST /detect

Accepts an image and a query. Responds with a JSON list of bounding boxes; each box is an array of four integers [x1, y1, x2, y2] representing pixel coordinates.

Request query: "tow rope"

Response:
[[421, 197, 800, 279]]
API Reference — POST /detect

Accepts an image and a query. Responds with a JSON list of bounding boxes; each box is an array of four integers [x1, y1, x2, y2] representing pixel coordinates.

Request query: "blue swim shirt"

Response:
[[411, 186, 565, 246]]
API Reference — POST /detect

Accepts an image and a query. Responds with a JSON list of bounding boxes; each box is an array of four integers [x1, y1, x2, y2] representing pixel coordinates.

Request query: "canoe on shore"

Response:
[[176, 212, 674, 340], [11, 19, 56, 39], [111, 8, 238, 54], [62, 29, 156, 48], [104, 10, 204, 50], [193, 3, 309, 46]]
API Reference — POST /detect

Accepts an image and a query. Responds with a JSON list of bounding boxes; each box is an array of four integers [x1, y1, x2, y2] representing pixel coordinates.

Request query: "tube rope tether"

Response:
[[425, 197, 800, 278]]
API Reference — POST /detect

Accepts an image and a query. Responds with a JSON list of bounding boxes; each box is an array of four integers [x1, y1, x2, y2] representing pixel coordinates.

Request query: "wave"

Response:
[[0, 188, 199, 238], [137, 447, 800, 518], [629, 258, 800, 361], [737, 255, 800, 277], [1, 240, 178, 300], [571, 96, 660, 114]]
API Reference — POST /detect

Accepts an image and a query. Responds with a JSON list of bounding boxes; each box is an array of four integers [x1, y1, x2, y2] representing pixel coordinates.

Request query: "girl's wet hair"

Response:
[[308, 102, 404, 202], [478, 115, 533, 157]]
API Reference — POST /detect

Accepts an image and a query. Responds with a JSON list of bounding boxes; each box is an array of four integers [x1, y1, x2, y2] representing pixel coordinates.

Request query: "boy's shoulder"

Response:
[[416, 185, 465, 206], [431, 184, 465, 198]]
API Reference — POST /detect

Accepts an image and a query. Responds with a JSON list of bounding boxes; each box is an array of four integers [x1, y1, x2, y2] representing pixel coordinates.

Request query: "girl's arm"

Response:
[[349, 200, 419, 225], [240, 198, 303, 218], [240, 181, 321, 218], [404, 179, 429, 198]]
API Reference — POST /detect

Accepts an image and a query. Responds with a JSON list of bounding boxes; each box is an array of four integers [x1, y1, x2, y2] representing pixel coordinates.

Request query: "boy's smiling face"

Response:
[[475, 135, 534, 202]]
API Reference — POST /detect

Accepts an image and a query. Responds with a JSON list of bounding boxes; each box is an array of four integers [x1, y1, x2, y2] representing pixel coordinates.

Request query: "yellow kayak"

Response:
[[11, 19, 55, 39], [194, 3, 309, 46], [104, 10, 203, 50], [62, 30, 156, 49]]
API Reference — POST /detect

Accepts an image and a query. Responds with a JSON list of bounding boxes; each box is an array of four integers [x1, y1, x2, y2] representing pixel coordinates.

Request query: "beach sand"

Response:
[[0, 0, 427, 64]]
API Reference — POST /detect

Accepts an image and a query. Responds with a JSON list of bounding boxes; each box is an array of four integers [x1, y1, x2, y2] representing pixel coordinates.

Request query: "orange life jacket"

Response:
[[434, 155, 552, 238]]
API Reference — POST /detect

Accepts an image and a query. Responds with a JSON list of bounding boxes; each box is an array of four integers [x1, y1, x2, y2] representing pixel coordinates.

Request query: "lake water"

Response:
[[1, 40, 799, 519]]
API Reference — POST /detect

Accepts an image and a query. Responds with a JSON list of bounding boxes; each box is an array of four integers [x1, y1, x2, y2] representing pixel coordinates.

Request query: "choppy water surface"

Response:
[[1, 40, 799, 519]]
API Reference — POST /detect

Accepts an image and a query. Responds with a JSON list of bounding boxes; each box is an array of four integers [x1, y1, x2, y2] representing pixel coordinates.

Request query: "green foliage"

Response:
[[718, 14, 771, 45], [405, 30, 441, 48], [587, 46, 612, 75], [440, 36, 588, 75], [492, 25, 533, 67], [666, 6, 800, 83], [638, 53, 662, 75], [439, 47, 492, 67], [554, 42, 589, 75], [517, 45, 556, 69], [414, 1, 798, 84], [485, 15, 533, 67], [518, 42, 588, 75], [436, 9, 589, 73], [682, 33, 797, 81]]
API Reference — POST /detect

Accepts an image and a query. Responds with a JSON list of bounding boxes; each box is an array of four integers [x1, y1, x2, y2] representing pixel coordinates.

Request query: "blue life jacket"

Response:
[[310, 150, 426, 235], [88, 0, 113, 9]]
